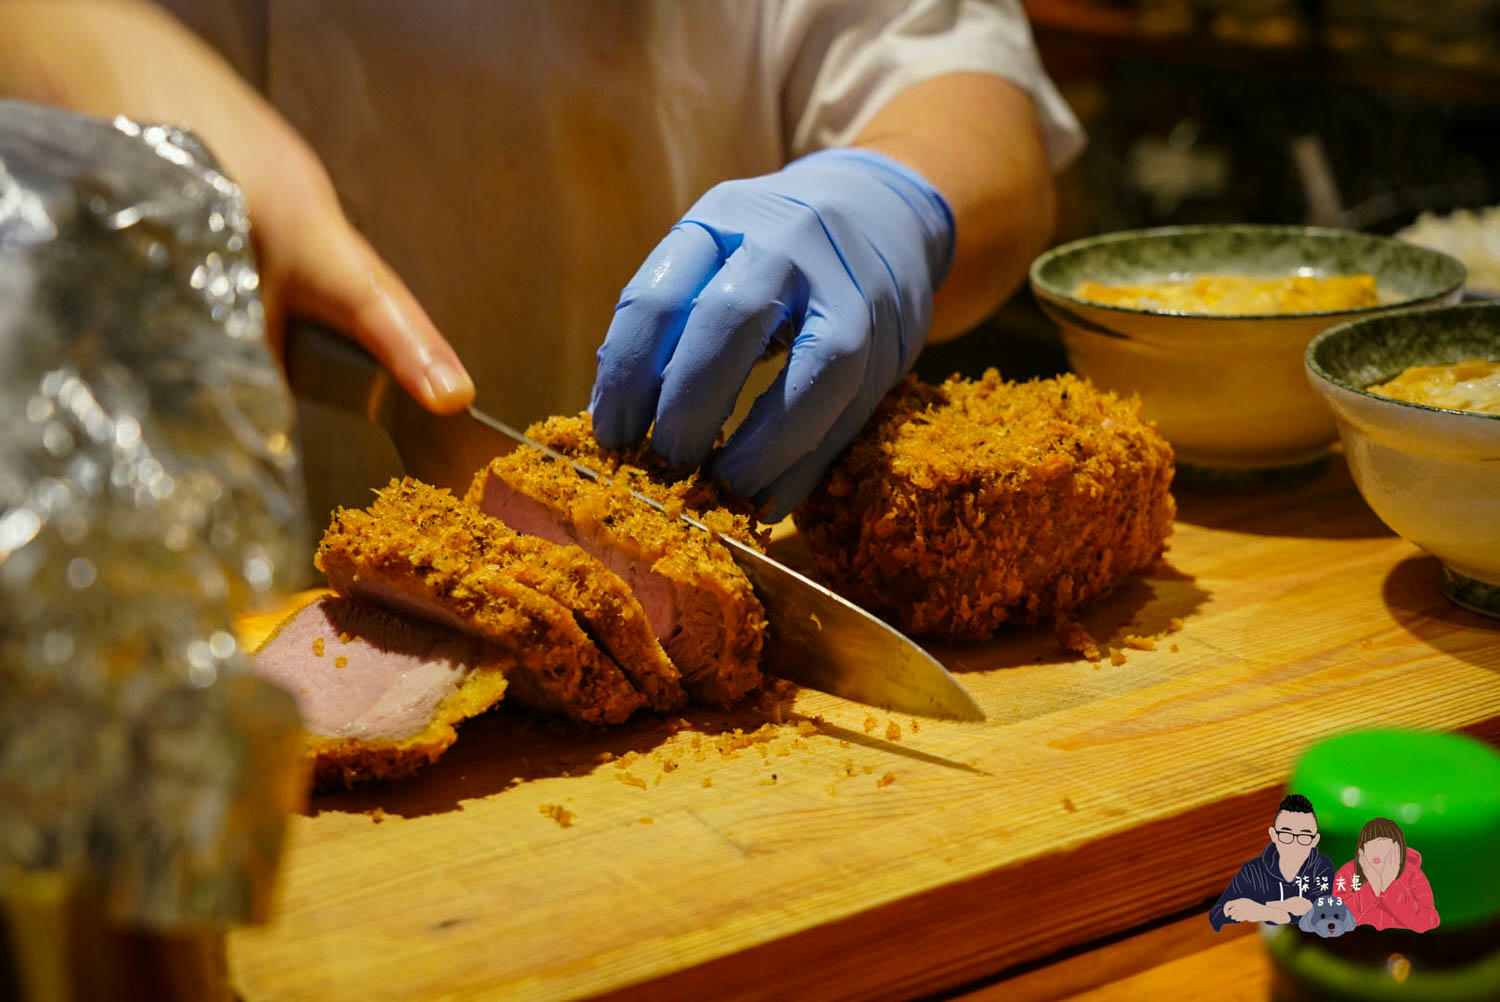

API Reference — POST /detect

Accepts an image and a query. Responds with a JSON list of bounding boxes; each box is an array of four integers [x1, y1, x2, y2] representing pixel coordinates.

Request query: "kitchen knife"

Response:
[[284, 322, 985, 721]]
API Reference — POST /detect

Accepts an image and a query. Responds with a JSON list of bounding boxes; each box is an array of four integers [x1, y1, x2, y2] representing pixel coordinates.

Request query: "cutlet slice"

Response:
[[252, 595, 512, 789], [317, 481, 646, 725], [794, 370, 1176, 640], [357, 478, 684, 711], [467, 452, 766, 706], [524, 412, 769, 548]]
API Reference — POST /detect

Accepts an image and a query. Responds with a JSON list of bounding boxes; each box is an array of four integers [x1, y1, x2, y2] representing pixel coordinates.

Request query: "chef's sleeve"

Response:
[[769, 0, 1086, 170]]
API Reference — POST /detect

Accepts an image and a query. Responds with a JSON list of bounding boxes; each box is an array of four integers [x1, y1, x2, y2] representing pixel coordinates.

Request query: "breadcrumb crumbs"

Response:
[[877, 772, 896, 788], [1062, 797, 1077, 813], [1170, 642, 1180, 653], [638, 817, 654, 825], [910, 719, 920, 733], [370, 807, 387, 824], [1056, 618, 1101, 661], [796, 720, 818, 737], [334, 655, 348, 669], [843, 760, 857, 777], [1109, 647, 1127, 666], [338, 631, 353, 645], [863, 714, 878, 734], [662, 760, 678, 773], [701, 777, 712, 788], [1123, 633, 1156, 651], [1166, 617, 1184, 633], [616, 772, 647, 790], [540, 803, 575, 828], [885, 721, 902, 742], [311, 637, 325, 657]]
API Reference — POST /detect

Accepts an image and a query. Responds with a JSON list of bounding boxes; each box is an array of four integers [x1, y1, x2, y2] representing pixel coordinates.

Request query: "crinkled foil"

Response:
[[0, 100, 307, 927]]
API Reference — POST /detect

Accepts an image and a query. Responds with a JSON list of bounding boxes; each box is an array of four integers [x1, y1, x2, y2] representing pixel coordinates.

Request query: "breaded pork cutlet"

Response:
[[468, 452, 766, 706], [336, 478, 684, 711], [524, 412, 769, 548], [253, 595, 512, 789], [318, 480, 647, 725], [794, 370, 1175, 640]]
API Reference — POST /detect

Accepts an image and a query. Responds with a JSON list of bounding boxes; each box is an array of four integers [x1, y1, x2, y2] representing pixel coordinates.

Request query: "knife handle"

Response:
[[283, 321, 402, 430]]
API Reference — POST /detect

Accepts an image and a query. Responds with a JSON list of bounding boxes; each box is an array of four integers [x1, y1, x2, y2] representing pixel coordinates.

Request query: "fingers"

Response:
[[590, 223, 723, 448], [650, 244, 801, 467], [279, 216, 475, 415], [751, 382, 878, 522], [711, 306, 872, 509]]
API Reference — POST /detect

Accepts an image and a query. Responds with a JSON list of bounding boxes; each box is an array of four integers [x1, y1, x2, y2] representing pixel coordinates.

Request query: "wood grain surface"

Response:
[[228, 463, 1500, 1001], [955, 909, 1265, 1001]]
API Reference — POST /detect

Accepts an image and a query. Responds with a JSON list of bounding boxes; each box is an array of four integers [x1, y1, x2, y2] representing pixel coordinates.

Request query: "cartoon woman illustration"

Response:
[[1333, 817, 1440, 932]]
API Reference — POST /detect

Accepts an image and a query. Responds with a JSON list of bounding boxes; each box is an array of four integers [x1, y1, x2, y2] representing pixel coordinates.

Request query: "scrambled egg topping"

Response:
[[1074, 274, 1379, 315], [1367, 358, 1500, 415]]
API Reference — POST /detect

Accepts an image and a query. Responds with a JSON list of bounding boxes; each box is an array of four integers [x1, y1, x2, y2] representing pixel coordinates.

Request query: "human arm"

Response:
[[1210, 863, 1269, 930], [0, 0, 473, 412], [1272, 896, 1313, 918], [1382, 871, 1441, 932], [852, 71, 1056, 343], [1226, 899, 1284, 923]]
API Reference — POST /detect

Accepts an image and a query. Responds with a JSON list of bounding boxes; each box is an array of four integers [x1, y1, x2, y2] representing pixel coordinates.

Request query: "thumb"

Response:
[[270, 215, 475, 414]]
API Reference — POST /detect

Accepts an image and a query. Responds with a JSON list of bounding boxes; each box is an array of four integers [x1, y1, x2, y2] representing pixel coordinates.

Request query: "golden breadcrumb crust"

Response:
[[793, 370, 1176, 639], [318, 480, 646, 725], [523, 412, 769, 549], [468, 452, 766, 706], [253, 597, 512, 791], [362, 478, 682, 711]]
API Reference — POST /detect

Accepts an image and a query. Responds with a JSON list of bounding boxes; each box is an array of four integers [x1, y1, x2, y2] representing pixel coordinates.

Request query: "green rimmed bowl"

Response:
[[1030, 225, 1466, 482], [1306, 302, 1500, 619]]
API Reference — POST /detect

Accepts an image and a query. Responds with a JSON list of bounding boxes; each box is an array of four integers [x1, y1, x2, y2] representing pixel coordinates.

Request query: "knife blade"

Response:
[[285, 322, 984, 721]]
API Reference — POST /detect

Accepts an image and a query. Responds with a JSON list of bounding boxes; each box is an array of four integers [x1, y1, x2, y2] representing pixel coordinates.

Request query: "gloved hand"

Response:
[[589, 148, 955, 520]]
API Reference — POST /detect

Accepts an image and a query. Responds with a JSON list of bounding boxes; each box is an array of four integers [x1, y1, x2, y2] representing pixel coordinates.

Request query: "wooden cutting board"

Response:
[[228, 463, 1500, 1001]]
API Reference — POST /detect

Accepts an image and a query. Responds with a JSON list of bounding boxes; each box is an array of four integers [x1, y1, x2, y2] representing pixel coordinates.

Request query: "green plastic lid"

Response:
[[1289, 729, 1500, 929]]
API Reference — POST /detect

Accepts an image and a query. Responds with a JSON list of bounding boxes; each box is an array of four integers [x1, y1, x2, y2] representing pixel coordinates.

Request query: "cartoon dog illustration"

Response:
[[1298, 896, 1356, 938]]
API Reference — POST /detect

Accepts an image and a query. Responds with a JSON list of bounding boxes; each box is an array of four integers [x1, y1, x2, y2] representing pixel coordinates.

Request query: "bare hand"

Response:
[[0, 2, 474, 414], [1282, 896, 1313, 917], [1223, 898, 1264, 922]]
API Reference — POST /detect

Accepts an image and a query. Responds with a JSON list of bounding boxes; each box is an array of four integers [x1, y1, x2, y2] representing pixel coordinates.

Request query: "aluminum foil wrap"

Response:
[[0, 100, 308, 927]]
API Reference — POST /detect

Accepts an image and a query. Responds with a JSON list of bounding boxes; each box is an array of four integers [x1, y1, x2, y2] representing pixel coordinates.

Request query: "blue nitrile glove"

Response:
[[588, 148, 955, 521]]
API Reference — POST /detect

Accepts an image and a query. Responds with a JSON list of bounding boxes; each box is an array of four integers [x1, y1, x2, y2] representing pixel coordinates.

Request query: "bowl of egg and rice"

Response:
[[1306, 301, 1500, 618], [1029, 225, 1466, 483]]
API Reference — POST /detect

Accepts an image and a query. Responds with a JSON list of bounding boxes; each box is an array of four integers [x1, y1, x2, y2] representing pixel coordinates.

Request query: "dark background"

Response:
[[915, 0, 1500, 384]]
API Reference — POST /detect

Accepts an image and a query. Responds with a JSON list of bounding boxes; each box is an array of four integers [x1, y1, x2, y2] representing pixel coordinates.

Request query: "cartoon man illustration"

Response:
[[1210, 794, 1335, 930]]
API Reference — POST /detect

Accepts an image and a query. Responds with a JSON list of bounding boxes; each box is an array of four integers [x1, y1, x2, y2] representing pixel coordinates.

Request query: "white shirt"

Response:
[[164, 0, 1083, 520]]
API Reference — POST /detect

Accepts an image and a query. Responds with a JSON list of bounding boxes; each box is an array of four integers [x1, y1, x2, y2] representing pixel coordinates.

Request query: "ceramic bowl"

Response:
[[1305, 302, 1500, 618], [1030, 225, 1466, 482]]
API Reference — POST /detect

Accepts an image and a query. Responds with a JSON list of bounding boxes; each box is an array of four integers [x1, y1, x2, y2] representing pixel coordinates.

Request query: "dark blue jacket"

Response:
[[1209, 842, 1335, 930]]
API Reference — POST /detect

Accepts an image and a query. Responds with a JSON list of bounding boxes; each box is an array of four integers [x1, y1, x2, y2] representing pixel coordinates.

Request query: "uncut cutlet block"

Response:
[[467, 452, 766, 706], [793, 370, 1175, 640], [317, 479, 647, 725]]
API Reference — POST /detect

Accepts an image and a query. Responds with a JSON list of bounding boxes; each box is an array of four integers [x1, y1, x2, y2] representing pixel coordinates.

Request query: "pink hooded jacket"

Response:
[[1334, 848, 1440, 932]]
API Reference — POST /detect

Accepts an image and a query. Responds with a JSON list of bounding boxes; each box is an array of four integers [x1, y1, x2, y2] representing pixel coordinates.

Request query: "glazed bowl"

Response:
[[1305, 302, 1500, 618], [1030, 225, 1466, 482]]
